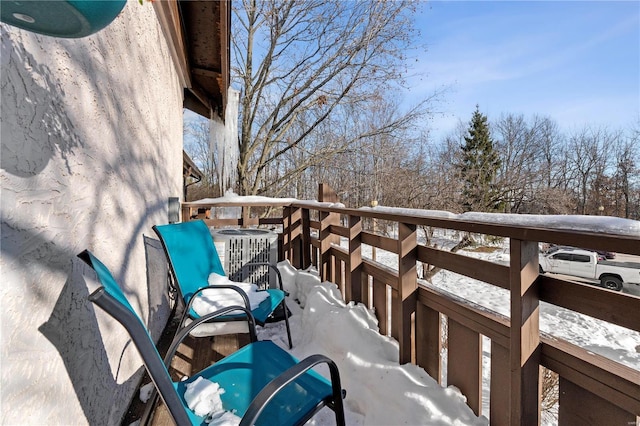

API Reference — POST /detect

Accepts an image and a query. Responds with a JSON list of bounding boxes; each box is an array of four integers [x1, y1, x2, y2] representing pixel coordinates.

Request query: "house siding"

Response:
[[1, 2, 182, 424]]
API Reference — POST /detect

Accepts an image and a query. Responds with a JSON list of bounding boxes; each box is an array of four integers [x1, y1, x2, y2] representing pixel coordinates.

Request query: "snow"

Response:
[[138, 382, 155, 403], [184, 377, 226, 417], [187, 192, 341, 209], [190, 195, 638, 236], [361, 206, 640, 237], [181, 377, 244, 425], [190, 273, 269, 313], [256, 261, 489, 425], [190, 191, 298, 206]]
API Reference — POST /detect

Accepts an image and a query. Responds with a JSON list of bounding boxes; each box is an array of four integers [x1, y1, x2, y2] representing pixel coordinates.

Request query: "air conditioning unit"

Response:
[[210, 228, 278, 289]]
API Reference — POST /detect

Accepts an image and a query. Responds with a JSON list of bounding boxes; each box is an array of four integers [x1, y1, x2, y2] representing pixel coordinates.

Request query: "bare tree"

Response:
[[611, 126, 639, 218], [291, 93, 430, 209], [540, 368, 559, 423], [232, 0, 430, 196], [536, 117, 563, 189], [566, 127, 605, 214], [493, 114, 540, 212], [493, 114, 572, 214], [184, 117, 220, 200], [528, 117, 575, 214]]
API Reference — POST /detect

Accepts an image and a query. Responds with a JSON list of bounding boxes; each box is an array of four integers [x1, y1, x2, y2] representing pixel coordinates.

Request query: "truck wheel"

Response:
[[601, 276, 623, 291]]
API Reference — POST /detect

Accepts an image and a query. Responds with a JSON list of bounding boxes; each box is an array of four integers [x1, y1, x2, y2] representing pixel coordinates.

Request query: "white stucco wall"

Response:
[[1, 2, 183, 424]]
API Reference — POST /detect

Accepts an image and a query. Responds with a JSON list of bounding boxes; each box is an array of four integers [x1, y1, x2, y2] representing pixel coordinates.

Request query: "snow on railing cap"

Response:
[[461, 212, 640, 236], [189, 191, 345, 208], [186, 195, 639, 236], [294, 200, 346, 208], [359, 206, 458, 220], [188, 190, 297, 206], [361, 205, 640, 237]]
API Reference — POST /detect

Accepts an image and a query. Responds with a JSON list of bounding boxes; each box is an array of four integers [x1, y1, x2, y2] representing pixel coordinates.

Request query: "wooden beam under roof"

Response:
[[153, 0, 231, 120]]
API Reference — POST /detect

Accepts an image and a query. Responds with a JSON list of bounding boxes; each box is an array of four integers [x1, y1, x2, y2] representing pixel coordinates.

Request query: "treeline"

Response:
[[274, 108, 640, 219], [186, 106, 639, 220]]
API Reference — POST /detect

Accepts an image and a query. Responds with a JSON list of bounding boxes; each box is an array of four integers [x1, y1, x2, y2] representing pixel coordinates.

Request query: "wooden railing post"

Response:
[[509, 239, 541, 425], [241, 205, 250, 228], [318, 184, 340, 282], [283, 206, 303, 268], [319, 210, 334, 282], [346, 215, 363, 303], [282, 206, 292, 265], [181, 205, 192, 222], [394, 222, 417, 364], [291, 207, 303, 268], [372, 278, 388, 336]]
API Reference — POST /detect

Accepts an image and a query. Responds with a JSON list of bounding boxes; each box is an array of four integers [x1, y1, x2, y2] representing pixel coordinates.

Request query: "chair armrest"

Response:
[[164, 305, 257, 365], [185, 284, 252, 318], [240, 354, 346, 426], [243, 262, 286, 293]]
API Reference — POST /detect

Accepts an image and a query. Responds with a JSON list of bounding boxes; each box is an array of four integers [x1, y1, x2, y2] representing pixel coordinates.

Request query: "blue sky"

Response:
[[406, 1, 640, 141]]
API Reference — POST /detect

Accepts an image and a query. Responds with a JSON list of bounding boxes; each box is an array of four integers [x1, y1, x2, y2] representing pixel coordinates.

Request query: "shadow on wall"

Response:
[[2, 218, 172, 423], [0, 25, 83, 177], [38, 258, 141, 425], [0, 215, 137, 423], [1, 15, 179, 423], [0, 223, 173, 424]]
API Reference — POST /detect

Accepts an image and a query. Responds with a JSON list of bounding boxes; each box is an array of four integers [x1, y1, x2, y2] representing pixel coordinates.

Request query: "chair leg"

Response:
[[281, 300, 293, 349], [334, 401, 346, 426], [331, 377, 346, 426], [140, 389, 159, 426], [140, 303, 190, 425]]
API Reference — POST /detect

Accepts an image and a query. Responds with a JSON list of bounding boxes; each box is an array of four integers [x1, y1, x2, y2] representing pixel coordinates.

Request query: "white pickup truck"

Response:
[[539, 247, 640, 291]]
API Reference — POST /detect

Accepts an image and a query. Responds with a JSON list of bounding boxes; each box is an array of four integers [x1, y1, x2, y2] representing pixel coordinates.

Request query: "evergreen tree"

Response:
[[458, 105, 502, 212]]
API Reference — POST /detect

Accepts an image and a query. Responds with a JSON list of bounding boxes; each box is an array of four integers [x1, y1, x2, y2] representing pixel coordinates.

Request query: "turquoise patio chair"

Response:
[[153, 220, 292, 349], [79, 250, 346, 426]]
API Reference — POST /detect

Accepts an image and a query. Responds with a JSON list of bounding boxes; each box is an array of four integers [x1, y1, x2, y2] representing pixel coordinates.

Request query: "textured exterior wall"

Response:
[[1, 2, 182, 424]]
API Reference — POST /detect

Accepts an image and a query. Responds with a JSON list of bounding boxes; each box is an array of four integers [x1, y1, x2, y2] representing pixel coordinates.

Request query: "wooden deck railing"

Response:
[[182, 185, 640, 425]]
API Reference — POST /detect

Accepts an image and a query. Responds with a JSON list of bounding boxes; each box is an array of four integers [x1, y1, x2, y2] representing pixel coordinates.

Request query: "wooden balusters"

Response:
[[448, 319, 482, 416]]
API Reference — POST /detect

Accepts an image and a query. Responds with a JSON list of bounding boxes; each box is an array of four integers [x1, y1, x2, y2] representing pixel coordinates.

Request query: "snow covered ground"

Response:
[[154, 260, 490, 426], [257, 262, 489, 426]]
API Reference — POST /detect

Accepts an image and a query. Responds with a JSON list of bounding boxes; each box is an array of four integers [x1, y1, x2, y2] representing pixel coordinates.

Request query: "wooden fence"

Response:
[[182, 186, 640, 425]]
